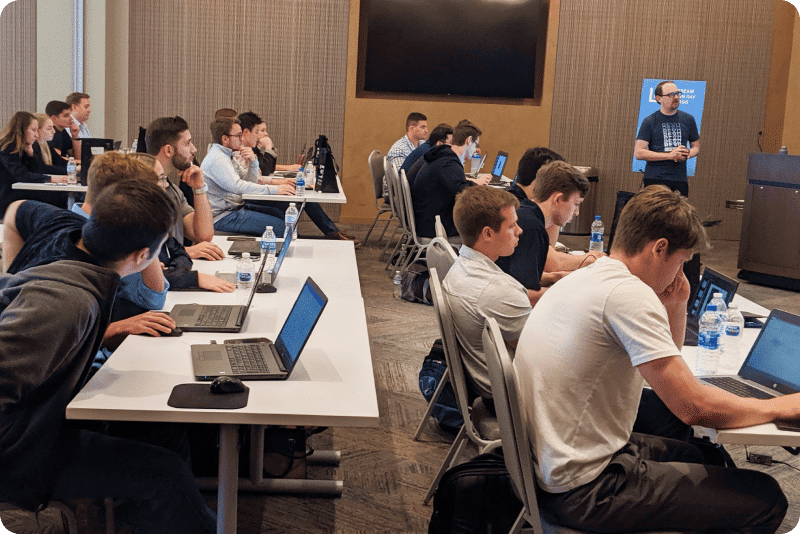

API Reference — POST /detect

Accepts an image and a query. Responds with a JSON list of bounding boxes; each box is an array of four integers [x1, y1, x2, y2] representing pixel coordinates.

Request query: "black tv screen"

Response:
[[361, 0, 542, 99]]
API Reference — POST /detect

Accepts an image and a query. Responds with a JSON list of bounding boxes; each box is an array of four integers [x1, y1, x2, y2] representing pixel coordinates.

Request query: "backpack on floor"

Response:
[[418, 339, 463, 435], [428, 452, 523, 534], [401, 260, 432, 305]]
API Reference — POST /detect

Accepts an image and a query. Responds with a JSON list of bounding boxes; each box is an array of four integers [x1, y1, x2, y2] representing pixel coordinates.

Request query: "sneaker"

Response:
[[325, 230, 362, 249]]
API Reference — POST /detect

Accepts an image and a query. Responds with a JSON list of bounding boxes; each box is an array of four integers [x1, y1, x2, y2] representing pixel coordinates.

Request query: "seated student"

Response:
[[496, 160, 589, 305], [401, 122, 453, 188], [45, 100, 75, 157], [411, 119, 490, 239], [238, 111, 360, 246], [4, 152, 177, 340], [202, 116, 295, 236], [32, 113, 68, 170], [443, 186, 530, 405], [387, 112, 429, 170], [0, 180, 216, 533], [65, 91, 92, 159], [514, 186, 790, 533], [145, 116, 226, 261], [0, 111, 68, 214]]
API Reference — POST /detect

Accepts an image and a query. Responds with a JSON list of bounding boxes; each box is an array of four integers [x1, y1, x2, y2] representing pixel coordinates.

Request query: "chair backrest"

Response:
[[383, 157, 404, 228], [483, 316, 544, 534], [400, 169, 423, 245], [434, 215, 447, 239], [429, 269, 494, 449], [368, 150, 385, 204], [427, 237, 458, 283]]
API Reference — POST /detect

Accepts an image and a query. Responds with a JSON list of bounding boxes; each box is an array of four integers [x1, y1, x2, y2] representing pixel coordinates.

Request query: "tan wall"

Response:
[[783, 6, 800, 152], [340, 0, 561, 224], [762, 0, 796, 154]]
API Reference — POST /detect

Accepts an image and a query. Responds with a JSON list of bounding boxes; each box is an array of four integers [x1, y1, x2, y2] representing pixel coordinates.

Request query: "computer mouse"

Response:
[[141, 327, 183, 337], [210, 376, 247, 394], [256, 282, 277, 294]]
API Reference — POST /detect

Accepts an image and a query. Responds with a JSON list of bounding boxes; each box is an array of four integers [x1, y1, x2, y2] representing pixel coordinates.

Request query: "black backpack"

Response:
[[312, 135, 340, 193], [428, 452, 523, 534]]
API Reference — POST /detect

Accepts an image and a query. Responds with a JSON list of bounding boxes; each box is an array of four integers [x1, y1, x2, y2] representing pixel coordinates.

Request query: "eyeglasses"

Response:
[[660, 91, 682, 98], [226, 132, 243, 139], [158, 173, 169, 185]]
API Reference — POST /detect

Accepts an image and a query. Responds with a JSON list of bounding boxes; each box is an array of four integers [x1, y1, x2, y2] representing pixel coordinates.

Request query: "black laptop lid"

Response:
[[79, 138, 114, 183], [274, 278, 328, 373], [687, 268, 739, 321], [739, 310, 800, 395]]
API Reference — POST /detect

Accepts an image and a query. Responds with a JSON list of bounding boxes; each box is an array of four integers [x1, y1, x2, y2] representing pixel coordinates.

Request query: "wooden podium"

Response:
[[737, 154, 800, 289]]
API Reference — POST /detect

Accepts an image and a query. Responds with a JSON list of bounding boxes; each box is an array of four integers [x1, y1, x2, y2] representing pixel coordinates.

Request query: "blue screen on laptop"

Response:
[[492, 154, 507, 177], [275, 282, 327, 367], [745, 315, 800, 391]]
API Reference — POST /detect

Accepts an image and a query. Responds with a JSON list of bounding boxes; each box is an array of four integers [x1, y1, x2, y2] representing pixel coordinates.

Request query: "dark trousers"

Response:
[[246, 200, 339, 235], [537, 432, 787, 534], [643, 178, 689, 197]]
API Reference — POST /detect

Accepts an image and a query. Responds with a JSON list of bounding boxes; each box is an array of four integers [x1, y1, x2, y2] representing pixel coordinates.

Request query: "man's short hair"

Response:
[[453, 186, 519, 248], [451, 119, 482, 146], [81, 180, 175, 265], [85, 152, 159, 204], [145, 116, 190, 156], [405, 112, 427, 130], [45, 100, 70, 118], [214, 108, 238, 120], [612, 185, 709, 256], [654, 81, 675, 97], [532, 161, 589, 203], [516, 147, 564, 187], [210, 117, 239, 144], [66, 92, 90, 107], [429, 123, 453, 146], [238, 111, 263, 133]]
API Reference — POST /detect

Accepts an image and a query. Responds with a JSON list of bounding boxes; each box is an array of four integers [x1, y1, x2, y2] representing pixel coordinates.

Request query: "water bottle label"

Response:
[[591, 231, 603, 243], [699, 331, 720, 350], [237, 272, 252, 282], [725, 325, 741, 336]]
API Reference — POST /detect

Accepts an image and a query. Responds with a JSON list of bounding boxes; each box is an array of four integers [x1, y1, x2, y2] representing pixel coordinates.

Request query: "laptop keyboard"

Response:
[[227, 344, 271, 374], [196, 306, 232, 327], [702, 377, 775, 399]]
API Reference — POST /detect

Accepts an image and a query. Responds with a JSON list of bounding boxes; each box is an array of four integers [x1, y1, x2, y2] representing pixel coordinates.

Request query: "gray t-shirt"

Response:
[[443, 245, 531, 399]]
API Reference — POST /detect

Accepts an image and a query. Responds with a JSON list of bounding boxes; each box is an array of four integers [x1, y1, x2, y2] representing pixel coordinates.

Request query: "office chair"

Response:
[[363, 150, 394, 245]]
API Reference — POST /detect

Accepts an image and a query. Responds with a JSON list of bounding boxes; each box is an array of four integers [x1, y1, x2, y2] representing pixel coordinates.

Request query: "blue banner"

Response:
[[632, 79, 706, 176]]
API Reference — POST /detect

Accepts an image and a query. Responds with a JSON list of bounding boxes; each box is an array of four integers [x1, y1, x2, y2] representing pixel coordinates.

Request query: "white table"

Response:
[[679, 296, 800, 446], [241, 175, 346, 204], [66, 239, 378, 534], [11, 182, 87, 208]]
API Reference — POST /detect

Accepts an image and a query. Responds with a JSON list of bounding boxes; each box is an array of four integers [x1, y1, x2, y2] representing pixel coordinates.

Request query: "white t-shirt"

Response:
[[513, 256, 679, 493], [443, 246, 531, 399]]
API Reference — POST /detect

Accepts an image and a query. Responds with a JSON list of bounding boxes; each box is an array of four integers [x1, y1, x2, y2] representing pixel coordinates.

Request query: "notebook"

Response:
[[684, 268, 739, 346], [699, 310, 800, 404], [190, 277, 328, 380], [488, 151, 509, 185], [171, 248, 270, 332]]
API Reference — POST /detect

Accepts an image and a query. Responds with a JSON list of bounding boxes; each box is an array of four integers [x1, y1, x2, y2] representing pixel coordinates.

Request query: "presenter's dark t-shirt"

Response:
[[636, 109, 699, 182]]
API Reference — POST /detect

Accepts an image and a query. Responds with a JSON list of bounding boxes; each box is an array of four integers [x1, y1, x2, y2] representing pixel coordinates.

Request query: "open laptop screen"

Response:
[[741, 311, 800, 393], [491, 152, 508, 178], [274, 278, 328, 371], [687, 268, 738, 320]]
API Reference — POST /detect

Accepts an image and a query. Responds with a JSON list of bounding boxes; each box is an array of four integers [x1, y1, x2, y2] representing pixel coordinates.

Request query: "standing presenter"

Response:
[[634, 80, 700, 196]]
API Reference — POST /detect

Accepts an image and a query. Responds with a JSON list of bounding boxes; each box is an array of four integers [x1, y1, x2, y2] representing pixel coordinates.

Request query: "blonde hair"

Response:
[[34, 113, 52, 166]]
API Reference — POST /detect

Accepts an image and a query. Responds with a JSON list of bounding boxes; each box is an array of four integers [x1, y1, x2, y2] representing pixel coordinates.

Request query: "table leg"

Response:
[[67, 192, 76, 210], [218, 424, 240, 534]]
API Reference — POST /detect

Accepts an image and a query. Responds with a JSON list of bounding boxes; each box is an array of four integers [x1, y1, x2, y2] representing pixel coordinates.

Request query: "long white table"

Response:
[[680, 295, 800, 446], [241, 175, 346, 204], [66, 238, 377, 534], [11, 182, 87, 208]]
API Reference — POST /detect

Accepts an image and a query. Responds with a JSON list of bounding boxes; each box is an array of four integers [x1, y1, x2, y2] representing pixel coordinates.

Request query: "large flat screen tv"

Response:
[[360, 0, 543, 100]]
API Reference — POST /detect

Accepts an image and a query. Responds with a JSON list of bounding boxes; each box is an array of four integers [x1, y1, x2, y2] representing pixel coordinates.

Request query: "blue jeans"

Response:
[[215, 206, 286, 237], [251, 200, 338, 235], [50, 429, 216, 533]]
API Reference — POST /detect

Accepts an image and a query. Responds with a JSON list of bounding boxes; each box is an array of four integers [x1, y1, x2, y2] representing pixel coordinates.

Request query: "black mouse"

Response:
[[256, 282, 277, 294], [141, 327, 183, 337], [210, 376, 247, 394]]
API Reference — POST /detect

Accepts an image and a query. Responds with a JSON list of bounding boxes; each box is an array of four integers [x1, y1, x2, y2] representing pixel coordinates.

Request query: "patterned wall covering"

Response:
[[0, 0, 36, 122], [549, 1, 774, 240], [128, 0, 349, 220]]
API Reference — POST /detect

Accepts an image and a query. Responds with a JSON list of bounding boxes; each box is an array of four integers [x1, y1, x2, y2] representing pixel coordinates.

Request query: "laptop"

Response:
[[190, 277, 329, 380], [171, 248, 270, 332], [79, 138, 114, 184], [228, 239, 283, 259], [487, 151, 509, 185], [684, 268, 739, 346], [218, 231, 293, 286], [700, 309, 800, 404]]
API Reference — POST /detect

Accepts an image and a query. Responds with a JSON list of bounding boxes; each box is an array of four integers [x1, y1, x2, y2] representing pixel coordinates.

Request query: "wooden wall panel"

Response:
[[0, 0, 36, 120], [128, 0, 349, 220], [550, 1, 774, 240]]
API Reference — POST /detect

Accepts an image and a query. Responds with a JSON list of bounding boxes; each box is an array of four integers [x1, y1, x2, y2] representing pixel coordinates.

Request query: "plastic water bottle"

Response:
[[589, 215, 604, 252], [393, 270, 402, 299], [67, 157, 77, 184], [709, 293, 728, 327], [723, 303, 745, 363], [295, 163, 305, 197], [697, 303, 722, 375], [261, 226, 277, 273], [131, 139, 138, 153], [284, 202, 299, 240], [470, 151, 481, 176], [303, 161, 315, 192], [236, 252, 255, 289]]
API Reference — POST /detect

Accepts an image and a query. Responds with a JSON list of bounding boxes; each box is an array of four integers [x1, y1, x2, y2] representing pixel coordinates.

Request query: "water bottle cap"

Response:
[[266, 226, 272, 230], [594, 215, 601, 220], [242, 252, 250, 259], [289, 202, 296, 207], [713, 293, 722, 298]]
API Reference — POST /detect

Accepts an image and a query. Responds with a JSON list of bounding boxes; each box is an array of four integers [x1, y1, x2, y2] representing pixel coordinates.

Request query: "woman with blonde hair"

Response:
[[32, 113, 67, 170], [0, 111, 68, 214]]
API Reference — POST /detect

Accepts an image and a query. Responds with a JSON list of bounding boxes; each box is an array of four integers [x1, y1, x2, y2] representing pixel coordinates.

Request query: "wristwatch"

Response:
[[193, 184, 208, 195]]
